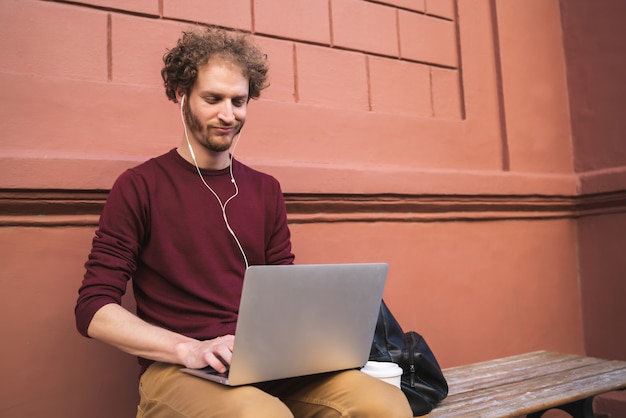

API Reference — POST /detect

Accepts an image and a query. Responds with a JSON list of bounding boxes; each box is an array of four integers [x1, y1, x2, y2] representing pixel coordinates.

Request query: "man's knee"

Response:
[[356, 384, 413, 418], [344, 371, 413, 418], [304, 370, 413, 418], [225, 386, 294, 418]]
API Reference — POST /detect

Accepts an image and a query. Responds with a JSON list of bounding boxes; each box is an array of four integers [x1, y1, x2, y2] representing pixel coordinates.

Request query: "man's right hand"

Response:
[[176, 334, 235, 372], [87, 304, 236, 373]]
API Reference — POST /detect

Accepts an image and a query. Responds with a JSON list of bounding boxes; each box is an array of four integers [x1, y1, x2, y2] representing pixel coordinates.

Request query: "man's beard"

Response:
[[183, 99, 238, 153]]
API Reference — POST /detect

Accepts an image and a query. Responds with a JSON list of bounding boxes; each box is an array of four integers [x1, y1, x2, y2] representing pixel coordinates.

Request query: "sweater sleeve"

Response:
[[74, 169, 149, 337], [265, 179, 295, 266]]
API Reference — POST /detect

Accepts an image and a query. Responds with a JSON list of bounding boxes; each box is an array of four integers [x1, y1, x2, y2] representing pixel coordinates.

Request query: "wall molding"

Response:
[[2, 189, 626, 227]]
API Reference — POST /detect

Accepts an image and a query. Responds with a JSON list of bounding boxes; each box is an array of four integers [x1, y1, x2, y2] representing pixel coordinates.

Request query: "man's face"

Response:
[[183, 59, 249, 153]]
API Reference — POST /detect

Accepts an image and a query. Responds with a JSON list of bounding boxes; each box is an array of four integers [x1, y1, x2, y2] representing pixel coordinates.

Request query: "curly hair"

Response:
[[161, 26, 269, 103]]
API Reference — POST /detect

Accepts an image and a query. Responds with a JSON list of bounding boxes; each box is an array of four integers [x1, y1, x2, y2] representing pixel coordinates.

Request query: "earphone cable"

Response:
[[180, 98, 250, 269]]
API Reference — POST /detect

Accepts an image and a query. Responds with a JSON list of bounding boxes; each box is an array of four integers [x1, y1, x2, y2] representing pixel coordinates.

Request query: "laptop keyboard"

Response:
[[199, 365, 230, 378]]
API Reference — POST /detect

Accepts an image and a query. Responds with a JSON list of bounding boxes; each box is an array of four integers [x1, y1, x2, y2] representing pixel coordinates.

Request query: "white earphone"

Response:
[[179, 91, 249, 269]]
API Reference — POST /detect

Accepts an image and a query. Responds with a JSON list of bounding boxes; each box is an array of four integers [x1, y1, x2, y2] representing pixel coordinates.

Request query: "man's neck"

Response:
[[176, 143, 231, 170]]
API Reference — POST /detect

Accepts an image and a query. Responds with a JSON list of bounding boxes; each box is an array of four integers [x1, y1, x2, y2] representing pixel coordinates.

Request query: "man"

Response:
[[75, 26, 412, 418]]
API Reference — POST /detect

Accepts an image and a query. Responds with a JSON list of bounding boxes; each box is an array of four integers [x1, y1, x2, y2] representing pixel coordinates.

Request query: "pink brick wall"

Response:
[[296, 43, 369, 109], [398, 10, 458, 66], [425, 0, 455, 19], [368, 57, 431, 116], [332, 0, 399, 56], [1, 1, 108, 80], [75, 0, 159, 15], [164, 0, 252, 30], [255, 0, 331, 44], [1, 0, 465, 191], [110, 15, 189, 86]]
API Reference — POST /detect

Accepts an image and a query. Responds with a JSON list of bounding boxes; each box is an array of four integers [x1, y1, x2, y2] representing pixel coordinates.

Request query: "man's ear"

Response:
[[176, 88, 186, 103]]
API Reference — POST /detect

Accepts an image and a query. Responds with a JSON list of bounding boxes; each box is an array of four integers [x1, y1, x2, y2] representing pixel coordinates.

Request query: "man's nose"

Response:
[[219, 101, 236, 121]]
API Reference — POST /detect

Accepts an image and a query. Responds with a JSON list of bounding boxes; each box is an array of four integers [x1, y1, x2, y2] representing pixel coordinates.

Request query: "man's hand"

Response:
[[87, 304, 236, 372], [176, 334, 235, 372]]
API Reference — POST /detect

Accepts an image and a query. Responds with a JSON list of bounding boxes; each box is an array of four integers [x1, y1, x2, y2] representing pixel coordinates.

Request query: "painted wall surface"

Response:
[[561, 0, 626, 176], [578, 213, 626, 362], [1, 0, 625, 417], [1, 0, 578, 195], [559, 0, 626, 361], [1, 227, 140, 417]]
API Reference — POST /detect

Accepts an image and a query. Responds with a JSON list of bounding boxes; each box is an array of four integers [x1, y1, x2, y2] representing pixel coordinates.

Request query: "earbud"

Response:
[[180, 94, 185, 107]]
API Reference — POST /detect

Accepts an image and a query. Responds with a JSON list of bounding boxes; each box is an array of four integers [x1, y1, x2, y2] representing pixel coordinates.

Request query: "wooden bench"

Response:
[[425, 351, 626, 418]]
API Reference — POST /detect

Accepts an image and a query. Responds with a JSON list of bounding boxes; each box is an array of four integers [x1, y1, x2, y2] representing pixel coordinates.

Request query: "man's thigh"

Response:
[[137, 362, 293, 418], [260, 369, 413, 418]]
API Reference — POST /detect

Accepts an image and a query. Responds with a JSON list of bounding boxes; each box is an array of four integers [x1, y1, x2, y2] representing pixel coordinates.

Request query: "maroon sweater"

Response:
[[75, 149, 294, 371]]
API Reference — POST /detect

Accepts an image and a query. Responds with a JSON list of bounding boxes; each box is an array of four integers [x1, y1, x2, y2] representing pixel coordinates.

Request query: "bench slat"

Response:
[[446, 353, 605, 394], [442, 351, 565, 375], [443, 351, 581, 379], [425, 351, 626, 418]]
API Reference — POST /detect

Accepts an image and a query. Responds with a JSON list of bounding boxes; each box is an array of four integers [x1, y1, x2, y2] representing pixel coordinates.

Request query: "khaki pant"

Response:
[[137, 362, 412, 418]]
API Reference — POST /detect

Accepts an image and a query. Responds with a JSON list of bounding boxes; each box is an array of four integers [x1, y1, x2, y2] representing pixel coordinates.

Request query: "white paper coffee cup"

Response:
[[361, 361, 403, 388]]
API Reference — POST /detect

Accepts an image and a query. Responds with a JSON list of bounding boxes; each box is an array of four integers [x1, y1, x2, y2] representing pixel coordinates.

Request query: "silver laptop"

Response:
[[181, 263, 387, 386]]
